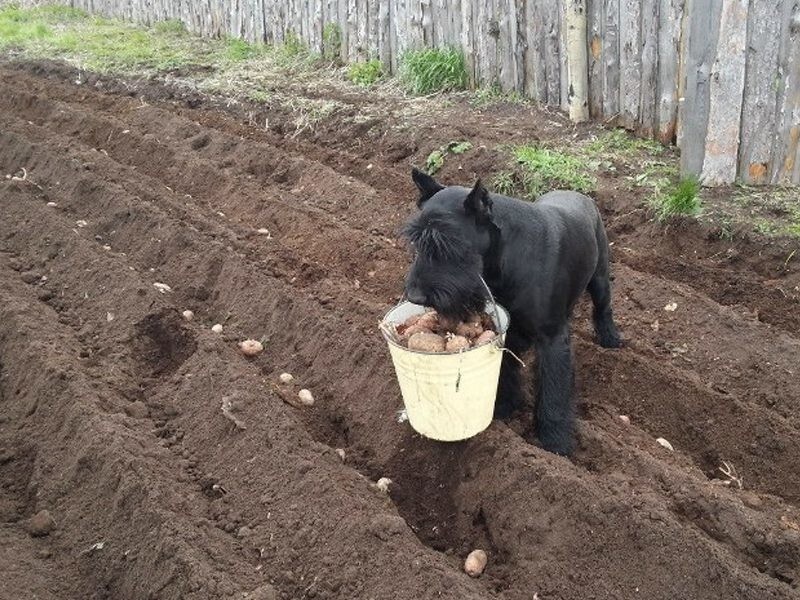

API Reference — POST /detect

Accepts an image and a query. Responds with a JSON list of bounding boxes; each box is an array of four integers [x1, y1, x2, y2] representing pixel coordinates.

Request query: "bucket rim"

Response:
[[380, 300, 510, 356]]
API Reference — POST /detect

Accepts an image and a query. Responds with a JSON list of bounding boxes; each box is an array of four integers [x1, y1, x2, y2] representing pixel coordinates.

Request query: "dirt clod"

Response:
[[26, 510, 56, 537]]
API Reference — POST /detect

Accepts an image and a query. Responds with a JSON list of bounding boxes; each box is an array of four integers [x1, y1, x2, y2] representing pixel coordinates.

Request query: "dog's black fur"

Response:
[[403, 168, 622, 455]]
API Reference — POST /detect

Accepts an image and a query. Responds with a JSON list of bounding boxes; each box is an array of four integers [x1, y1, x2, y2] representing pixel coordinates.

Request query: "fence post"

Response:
[[565, 0, 589, 122]]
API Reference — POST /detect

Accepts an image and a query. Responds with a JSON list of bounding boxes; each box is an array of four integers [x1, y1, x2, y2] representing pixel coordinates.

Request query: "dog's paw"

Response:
[[598, 333, 623, 349]]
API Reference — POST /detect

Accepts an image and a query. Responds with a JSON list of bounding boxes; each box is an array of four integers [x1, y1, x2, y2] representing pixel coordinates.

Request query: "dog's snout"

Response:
[[404, 285, 427, 306]]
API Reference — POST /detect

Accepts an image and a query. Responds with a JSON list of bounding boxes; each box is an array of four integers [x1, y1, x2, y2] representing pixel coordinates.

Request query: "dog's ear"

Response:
[[464, 178, 493, 224], [412, 167, 445, 207]]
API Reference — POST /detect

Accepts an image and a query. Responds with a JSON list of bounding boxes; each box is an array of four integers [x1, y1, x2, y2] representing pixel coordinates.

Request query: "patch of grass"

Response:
[[513, 145, 596, 197], [0, 5, 54, 47], [224, 37, 261, 61], [470, 84, 527, 109], [400, 47, 468, 95], [584, 129, 665, 157], [153, 18, 187, 35], [322, 22, 341, 63], [282, 31, 306, 57], [649, 176, 702, 221], [491, 171, 515, 196], [348, 58, 383, 86]]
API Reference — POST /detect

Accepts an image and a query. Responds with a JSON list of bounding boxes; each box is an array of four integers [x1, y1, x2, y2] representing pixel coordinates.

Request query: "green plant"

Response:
[[423, 140, 473, 175], [426, 149, 445, 175], [322, 22, 341, 62], [448, 140, 472, 155], [491, 171, 515, 196], [400, 47, 468, 95], [584, 129, 664, 157], [513, 145, 595, 198], [348, 59, 383, 86], [224, 37, 259, 61], [154, 19, 187, 35], [650, 176, 702, 221], [282, 31, 305, 57]]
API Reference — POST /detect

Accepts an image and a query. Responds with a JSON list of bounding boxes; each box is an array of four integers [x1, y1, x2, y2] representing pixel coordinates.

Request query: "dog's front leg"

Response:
[[494, 329, 530, 418], [534, 325, 575, 456]]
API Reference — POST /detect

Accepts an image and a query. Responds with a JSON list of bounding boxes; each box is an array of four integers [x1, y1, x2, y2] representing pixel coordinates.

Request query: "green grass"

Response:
[[400, 47, 468, 95], [512, 145, 596, 197], [470, 84, 528, 109], [321, 22, 341, 63], [584, 129, 665, 157], [348, 58, 383, 86], [649, 176, 702, 221]]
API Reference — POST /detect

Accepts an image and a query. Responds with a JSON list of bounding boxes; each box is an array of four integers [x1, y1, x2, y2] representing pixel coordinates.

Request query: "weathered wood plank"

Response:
[[656, 0, 683, 143], [601, 0, 620, 120], [638, 0, 659, 135], [543, 0, 562, 105], [736, 0, 783, 183], [586, 0, 604, 118], [618, 0, 641, 129], [701, 0, 748, 185], [678, 0, 723, 178], [770, 1, 800, 183]]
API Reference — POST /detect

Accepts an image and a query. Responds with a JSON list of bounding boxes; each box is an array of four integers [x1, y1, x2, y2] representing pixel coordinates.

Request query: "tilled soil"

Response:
[[1, 60, 800, 600]]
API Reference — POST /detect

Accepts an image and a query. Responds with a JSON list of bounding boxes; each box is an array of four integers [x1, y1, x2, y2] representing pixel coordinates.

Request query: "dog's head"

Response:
[[402, 168, 496, 319]]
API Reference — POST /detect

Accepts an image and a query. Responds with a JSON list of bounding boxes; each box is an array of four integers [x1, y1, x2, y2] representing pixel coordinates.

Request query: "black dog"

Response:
[[403, 168, 621, 455]]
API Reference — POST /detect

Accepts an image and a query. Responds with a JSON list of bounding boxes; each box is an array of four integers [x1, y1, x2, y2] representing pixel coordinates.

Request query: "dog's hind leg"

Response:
[[534, 325, 576, 455], [587, 229, 622, 348], [494, 328, 531, 418]]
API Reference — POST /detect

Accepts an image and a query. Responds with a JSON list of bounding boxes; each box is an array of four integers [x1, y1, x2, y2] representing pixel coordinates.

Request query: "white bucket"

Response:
[[381, 300, 510, 441]]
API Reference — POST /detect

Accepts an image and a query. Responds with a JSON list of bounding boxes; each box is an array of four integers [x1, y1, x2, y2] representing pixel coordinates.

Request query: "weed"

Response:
[[224, 37, 260, 61], [426, 149, 445, 175], [650, 176, 702, 221], [513, 145, 595, 198], [322, 22, 341, 63], [282, 31, 306, 57], [348, 59, 383, 86], [154, 19, 187, 35], [400, 47, 468, 95], [584, 129, 664, 157], [448, 140, 472, 155], [470, 85, 527, 109], [491, 171, 516, 196], [424, 140, 473, 175]]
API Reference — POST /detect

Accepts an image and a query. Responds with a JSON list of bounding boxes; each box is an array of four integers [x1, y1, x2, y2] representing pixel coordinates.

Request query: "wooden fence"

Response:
[[18, 0, 800, 185]]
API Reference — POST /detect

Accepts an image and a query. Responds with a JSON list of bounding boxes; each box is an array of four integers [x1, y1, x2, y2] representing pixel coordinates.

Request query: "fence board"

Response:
[[618, 0, 641, 129], [771, 1, 800, 183], [656, 0, 683, 143], [701, 0, 748, 185]]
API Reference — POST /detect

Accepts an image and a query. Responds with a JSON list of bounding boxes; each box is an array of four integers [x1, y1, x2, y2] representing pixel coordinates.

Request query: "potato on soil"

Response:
[[407, 332, 446, 352], [239, 339, 263, 356], [445, 335, 471, 352], [464, 549, 488, 577]]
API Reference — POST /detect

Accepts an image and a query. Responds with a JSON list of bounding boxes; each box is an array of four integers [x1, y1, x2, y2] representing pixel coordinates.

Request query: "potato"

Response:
[[474, 330, 496, 346], [445, 335, 471, 352], [416, 311, 439, 331], [403, 323, 434, 338], [298, 389, 315, 406], [407, 332, 446, 353], [464, 549, 488, 577], [211, 323, 224, 334], [239, 339, 264, 356]]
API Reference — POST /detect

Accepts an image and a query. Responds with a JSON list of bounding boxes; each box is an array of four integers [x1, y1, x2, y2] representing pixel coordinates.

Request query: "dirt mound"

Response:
[[1, 60, 799, 600]]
